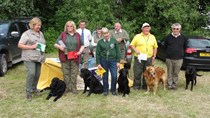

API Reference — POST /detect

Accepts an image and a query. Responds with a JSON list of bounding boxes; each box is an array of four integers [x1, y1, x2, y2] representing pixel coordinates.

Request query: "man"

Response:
[[110, 22, 129, 60], [76, 20, 92, 68], [91, 26, 102, 47], [91, 26, 102, 53], [164, 23, 188, 90], [96, 27, 121, 96], [130, 23, 158, 90]]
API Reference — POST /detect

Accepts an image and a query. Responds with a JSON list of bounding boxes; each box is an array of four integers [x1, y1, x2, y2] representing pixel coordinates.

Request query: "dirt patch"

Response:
[[0, 89, 7, 98]]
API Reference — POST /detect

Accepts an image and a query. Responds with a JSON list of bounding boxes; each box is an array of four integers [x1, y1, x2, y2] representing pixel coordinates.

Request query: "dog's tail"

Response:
[[196, 73, 202, 77]]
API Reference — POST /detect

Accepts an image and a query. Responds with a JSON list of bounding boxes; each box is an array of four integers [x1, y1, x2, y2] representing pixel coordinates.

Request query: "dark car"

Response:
[[0, 20, 29, 76], [157, 37, 210, 69]]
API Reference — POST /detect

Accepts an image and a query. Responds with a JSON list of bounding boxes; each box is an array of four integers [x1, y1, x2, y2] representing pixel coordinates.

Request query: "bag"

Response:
[[67, 51, 78, 59]]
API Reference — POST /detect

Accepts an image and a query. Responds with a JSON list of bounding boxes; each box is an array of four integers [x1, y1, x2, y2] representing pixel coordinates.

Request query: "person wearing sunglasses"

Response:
[[164, 23, 188, 90]]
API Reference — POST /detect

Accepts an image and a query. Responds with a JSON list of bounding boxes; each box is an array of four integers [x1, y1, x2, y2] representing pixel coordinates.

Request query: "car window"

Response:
[[188, 39, 210, 48], [18, 22, 28, 34], [0, 23, 9, 37]]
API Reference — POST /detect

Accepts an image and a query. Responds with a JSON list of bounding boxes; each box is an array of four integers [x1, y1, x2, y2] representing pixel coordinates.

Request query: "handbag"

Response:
[[67, 51, 78, 59]]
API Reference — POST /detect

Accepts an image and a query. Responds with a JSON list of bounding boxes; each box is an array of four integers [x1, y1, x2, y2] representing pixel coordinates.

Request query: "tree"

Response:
[[117, 0, 209, 39], [0, 0, 38, 20]]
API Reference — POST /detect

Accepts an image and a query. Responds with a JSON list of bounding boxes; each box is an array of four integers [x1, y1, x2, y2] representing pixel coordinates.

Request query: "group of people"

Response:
[[18, 17, 187, 101]]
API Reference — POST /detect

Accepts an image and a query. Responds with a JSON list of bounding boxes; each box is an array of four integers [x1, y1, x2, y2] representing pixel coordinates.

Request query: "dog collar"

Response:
[[87, 75, 91, 80]]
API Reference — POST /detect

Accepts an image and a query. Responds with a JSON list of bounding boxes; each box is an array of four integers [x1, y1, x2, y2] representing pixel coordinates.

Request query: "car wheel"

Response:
[[0, 54, 7, 76]]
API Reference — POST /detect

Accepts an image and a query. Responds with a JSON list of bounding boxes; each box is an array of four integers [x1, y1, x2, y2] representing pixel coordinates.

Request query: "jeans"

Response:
[[100, 58, 117, 93]]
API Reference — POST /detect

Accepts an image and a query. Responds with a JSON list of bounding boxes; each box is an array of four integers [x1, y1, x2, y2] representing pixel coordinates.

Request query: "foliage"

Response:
[[44, 27, 60, 53], [0, 0, 209, 52], [118, 0, 209, 40], [0, 0, 38, 20], [54, 0, 116, 32]]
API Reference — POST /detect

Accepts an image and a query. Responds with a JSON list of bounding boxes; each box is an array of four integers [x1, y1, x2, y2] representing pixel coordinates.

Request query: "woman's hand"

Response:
[[31, 43, 37, 50], [77, 51, 82, 55], [59, 46, 65, 51]]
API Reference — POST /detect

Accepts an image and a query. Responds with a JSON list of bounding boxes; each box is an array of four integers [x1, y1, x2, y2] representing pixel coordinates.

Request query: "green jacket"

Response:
[[96, 38, 121, 64]]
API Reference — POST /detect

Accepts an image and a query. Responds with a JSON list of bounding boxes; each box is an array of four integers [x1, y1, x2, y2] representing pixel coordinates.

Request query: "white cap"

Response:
[[141, 23, 150, 29]]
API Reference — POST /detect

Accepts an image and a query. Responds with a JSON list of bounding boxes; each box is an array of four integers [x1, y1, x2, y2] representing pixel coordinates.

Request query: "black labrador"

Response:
[[118, 63, 130, 97], [185, 66, 202, 91], [43, 77, 66, 102], [80, 68, 103, 96]]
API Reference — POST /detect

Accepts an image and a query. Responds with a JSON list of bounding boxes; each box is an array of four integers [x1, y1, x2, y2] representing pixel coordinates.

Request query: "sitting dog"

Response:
[[185, 66, 202, 91], [80, 68, 103, 96], [118, 63, 131, 97], [44, 77, 66, 102], [143, 66, 166, 95]]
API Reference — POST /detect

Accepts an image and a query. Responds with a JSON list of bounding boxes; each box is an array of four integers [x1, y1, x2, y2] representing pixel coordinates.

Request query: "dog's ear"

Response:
[[146, 66, 150, 70], [119, 69, 122, 74], [50, 78, 59, 89]]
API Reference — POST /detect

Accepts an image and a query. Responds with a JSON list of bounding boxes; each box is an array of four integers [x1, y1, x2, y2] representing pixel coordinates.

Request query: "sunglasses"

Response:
[[67, 25, 73, 27], [173, 28, 180, 30]]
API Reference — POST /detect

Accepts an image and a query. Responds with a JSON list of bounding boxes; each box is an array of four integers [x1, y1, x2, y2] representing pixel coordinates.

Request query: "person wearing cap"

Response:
[[110, 22, 129, 60], [96, 27, 121, 96], [164, 23, 187, 90], [130, 23, 158, 90]]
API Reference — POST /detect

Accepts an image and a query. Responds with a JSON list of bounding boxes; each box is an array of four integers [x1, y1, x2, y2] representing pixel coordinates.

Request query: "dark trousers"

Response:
[[133, 57, 152, 89]]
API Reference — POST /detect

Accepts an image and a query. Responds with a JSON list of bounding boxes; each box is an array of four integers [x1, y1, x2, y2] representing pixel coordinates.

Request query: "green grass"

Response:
[[0, 53, 210, 118]]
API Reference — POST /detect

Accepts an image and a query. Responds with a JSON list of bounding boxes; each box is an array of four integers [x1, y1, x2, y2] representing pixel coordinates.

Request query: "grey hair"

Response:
[[101, 27, 109, 33], [171, 23, 181, 29]]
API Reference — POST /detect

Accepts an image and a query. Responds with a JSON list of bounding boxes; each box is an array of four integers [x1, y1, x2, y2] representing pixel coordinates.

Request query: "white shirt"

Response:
[[76, 28, 92, 47]]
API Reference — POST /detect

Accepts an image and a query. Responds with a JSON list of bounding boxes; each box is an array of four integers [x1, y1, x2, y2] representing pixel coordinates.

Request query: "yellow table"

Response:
[[37, 58, 64, 90]]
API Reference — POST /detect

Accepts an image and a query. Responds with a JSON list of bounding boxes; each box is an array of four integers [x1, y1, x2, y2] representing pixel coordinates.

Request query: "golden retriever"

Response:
[[143, 66, 166, 95]]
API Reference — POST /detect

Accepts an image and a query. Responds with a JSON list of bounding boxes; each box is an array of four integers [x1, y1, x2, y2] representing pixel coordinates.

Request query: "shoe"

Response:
[[173, 87, 177, 90], [111, 92, 117, 96], [26, 94, 32, 101], [104, 92, 108, 96], [167, 86, 173, 90], [133, 86, 140, 90], [32, 90, 42, 96], [71, 90, 78, 94]]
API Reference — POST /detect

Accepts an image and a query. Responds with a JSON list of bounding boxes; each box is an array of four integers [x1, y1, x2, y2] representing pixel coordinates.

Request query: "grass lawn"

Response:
[[0, 53, 210, 118]]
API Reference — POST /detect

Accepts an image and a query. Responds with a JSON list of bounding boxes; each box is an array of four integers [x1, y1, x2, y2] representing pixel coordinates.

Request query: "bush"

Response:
[[44, 27, 60, 53]]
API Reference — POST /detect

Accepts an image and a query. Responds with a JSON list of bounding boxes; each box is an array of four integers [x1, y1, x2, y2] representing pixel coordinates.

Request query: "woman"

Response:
[[18, 17, 45, 101], [54, 21, 84, 94]]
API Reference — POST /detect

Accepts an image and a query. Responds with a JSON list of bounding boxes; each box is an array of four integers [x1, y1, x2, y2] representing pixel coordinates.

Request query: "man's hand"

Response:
[[97, 64, 103, 70], [117, 63, 120, 69], [116, 38, 122, 43]]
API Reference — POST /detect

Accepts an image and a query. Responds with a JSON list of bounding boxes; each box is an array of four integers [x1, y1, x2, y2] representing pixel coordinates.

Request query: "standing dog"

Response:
[[118, 63, 131, 97], [185, 66, 202, 91], [143, 66, 166, 95], [80, 68, 103, 96], [45, 77, 66, 102]]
